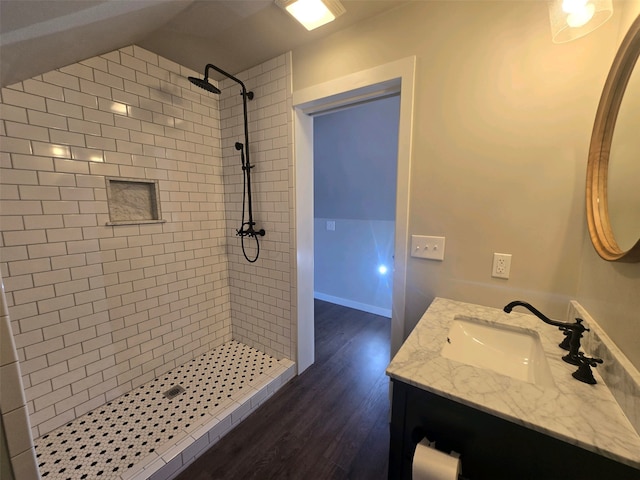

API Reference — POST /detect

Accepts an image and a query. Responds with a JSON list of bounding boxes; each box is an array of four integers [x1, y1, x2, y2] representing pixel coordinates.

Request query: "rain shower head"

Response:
[[188, 64, 254, 99], [188, 75, 221, 94]]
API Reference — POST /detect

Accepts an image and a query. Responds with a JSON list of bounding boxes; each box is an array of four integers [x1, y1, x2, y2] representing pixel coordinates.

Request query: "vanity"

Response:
[[386, 298, 640, 479]]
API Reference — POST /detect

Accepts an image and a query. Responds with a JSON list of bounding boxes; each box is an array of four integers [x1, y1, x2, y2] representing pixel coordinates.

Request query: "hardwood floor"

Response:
[[175, 300, 391, 480]]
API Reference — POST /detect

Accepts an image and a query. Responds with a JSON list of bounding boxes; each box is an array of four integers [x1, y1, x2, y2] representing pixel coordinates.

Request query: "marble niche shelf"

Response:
[[106, 177, 165, 226]]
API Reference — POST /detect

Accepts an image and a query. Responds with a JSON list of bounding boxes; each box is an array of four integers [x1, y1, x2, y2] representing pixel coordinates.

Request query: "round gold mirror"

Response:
[[587, 14, 640, 262]]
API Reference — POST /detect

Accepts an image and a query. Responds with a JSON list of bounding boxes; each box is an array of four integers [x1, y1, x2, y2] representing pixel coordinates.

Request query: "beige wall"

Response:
[[293, 2, 639, 366]]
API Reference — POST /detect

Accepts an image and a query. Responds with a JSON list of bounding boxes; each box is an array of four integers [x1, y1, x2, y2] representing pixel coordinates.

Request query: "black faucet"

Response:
[[503, 301, 587, 366]]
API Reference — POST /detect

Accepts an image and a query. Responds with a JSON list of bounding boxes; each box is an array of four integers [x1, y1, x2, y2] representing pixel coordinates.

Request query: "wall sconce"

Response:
[[275, 0, 345, 31], [548, 0, 613, 43]]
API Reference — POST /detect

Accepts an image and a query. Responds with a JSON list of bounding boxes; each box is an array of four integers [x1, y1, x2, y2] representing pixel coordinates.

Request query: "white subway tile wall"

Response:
[[1, 272, 41, 479], [0, 46, 294, 439], [218, 55, 295, 361]]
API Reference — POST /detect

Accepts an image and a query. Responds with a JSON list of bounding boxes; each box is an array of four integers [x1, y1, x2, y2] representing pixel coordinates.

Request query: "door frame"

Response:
[[293, 56, 416, 373]]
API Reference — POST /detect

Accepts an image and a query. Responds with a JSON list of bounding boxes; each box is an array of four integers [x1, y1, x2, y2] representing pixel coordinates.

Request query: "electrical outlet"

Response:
[[326, 220, 335, 231], [492, 253, 512, 279]]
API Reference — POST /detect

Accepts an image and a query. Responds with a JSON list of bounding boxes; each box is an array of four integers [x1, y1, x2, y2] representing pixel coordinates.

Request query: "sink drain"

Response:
[[163, 385, 185, 399]]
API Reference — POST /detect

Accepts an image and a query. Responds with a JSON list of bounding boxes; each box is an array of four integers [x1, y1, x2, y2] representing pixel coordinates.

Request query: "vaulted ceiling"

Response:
[[0, 0, 407, 88]]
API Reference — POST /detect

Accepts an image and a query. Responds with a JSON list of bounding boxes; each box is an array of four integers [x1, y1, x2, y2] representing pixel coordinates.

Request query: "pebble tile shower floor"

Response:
[[34, 341, 295, 480]]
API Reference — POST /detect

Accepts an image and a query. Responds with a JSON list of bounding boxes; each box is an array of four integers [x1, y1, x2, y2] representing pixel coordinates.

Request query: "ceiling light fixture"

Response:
[[275, 0, 345, 31], [548, 0, 613, 43]]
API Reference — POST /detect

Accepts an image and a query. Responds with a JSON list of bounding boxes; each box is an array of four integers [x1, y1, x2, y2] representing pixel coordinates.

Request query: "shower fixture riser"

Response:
[[34, 341, 295, 480]]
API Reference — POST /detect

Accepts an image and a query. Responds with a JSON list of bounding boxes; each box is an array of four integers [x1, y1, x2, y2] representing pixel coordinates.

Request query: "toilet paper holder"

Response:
[[412, 428, 470, 480]]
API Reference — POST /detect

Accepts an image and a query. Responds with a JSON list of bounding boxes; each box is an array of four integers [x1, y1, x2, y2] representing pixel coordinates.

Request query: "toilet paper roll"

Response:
[[412, 439, 461, 480]]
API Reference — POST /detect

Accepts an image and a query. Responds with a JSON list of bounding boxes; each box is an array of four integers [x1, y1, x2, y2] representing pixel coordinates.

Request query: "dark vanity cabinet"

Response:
[[388, 380, 640, 480]]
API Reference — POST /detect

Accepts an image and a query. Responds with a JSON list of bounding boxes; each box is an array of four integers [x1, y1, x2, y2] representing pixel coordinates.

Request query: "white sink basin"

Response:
[[441, 315, 555, 387]]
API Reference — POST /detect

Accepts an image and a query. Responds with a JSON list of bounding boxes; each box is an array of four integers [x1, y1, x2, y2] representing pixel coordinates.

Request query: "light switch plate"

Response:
[[411, 235, 446, 261], [326, 220, 335, 231]]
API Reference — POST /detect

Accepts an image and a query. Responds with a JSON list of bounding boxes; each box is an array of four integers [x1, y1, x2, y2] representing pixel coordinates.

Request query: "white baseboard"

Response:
[[313, 292, 392, 318]]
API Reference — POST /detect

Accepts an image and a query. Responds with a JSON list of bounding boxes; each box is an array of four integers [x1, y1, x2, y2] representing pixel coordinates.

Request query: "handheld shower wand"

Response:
[[235, 142, 265, 239], [188, 64, 265, 263]]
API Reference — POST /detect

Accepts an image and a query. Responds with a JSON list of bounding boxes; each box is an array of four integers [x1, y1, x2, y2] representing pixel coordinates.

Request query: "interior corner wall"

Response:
[[0, 45, 233, 437], [219, 54, 295, 361]]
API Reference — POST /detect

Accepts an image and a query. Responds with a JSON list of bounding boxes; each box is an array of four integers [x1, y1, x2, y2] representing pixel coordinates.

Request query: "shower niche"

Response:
[[106, 177, 165, 225]]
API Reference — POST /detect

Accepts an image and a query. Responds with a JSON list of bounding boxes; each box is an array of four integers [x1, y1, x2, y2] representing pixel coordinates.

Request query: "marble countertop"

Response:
[[386, 297, 640, 470]]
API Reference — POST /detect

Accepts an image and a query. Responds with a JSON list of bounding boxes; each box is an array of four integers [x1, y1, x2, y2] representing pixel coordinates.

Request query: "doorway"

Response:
[[293, 57, 416, 373], [313, 95, 400, 319]]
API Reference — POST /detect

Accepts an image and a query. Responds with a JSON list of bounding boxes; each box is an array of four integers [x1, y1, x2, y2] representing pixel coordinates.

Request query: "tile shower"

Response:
[[0, 46, 296, 479]]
